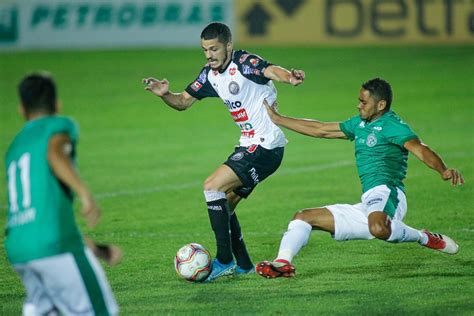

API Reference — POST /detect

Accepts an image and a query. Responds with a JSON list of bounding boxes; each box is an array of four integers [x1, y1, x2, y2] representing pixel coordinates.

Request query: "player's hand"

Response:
[[94, 244, 123, 266], [142, 77, 170, 97], [84, 237, 123, 266], [81, 193, 101, 227], [442, 168, 464, 186], [289, 69, 305, 86]]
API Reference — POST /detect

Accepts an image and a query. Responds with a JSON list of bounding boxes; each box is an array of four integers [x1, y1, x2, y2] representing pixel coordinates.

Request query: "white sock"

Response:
[[387, 220, 423, 243], [204, 190, 226, 202], [276, 219, 312, 262]]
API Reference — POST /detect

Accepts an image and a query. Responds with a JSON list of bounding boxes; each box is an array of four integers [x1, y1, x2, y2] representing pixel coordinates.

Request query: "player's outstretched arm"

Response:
[[264, 102, 346, 139], [404, 138, 464, 186], [47, 134, 100, 227], [263, 66, 305, 86], [142, 77, 197, 111]]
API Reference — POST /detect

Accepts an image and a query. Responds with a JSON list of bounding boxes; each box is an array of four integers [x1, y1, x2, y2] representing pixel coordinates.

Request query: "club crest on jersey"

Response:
[[366, 133, 377, 147], [231, 152, 244, 161], [191, 81, 202, 92], [229, 67, 237, 76], [229, 81, 240, 95]]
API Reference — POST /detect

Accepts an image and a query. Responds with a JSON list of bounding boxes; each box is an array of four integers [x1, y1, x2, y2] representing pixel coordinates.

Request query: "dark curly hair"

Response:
[[201, 22, 232, 44]]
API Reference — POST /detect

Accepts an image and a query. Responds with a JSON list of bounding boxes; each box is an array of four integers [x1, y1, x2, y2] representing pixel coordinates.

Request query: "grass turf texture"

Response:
[[1, 46, 473, 315]]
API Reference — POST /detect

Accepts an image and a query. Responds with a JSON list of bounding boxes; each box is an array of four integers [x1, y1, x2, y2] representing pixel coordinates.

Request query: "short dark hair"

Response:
[[362, 78, 392, 110], [201, 22, 232, 44], [18, 72, 57, 115]]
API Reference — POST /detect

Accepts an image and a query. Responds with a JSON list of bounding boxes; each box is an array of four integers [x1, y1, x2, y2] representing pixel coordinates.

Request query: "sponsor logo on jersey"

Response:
[[242, 130, 255, 138], [231, 108, 249, 122], [359, 121, 366, 128], [8, 208, 37, 227], [239, 53, 250, 64], [224, 100, 242, 110], [240, 120, 255, 138], [366, 133, 377, 147], [191, 81, 202, 92], [231, 152, 244, 161], [248, 167, 260, 184], [367, 197, 383, 206], [242, 65, 257, 75], [198, 70, 207, 84], [249, 58, 260, 66], [229, 67, 237, 76], [229, 81, 240, 95]]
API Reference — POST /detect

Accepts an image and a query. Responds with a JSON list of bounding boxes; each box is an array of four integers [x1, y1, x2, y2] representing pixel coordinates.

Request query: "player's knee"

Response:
[[369, 222, 390, 240], [203, 177, 218, 192], [293, 208, 320, 226]]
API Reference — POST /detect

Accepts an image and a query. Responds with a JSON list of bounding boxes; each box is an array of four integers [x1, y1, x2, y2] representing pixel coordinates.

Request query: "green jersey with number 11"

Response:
[[339, 111, 418, 193], [5, 116, 84, 264]]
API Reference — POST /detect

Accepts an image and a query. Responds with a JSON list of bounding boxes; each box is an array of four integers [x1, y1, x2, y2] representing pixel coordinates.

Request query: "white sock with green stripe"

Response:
[[387, 220, 424, 243], [276, 219, 312, 263]]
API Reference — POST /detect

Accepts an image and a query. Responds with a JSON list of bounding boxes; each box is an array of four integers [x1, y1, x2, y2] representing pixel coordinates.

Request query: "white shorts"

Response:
[[326, 185, 407, 241], [13, 247, 118, 316]]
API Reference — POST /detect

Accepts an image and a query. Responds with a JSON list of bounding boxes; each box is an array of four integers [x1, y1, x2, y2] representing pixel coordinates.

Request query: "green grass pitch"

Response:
[[1, 46, 473, 314]]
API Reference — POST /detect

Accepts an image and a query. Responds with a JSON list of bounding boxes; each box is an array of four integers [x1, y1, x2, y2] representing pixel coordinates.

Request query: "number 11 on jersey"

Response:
[[7, 152, 31, 213]]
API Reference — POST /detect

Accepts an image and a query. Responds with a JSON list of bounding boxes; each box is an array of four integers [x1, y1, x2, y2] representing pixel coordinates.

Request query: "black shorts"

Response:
[[224, 145, 284, 198]]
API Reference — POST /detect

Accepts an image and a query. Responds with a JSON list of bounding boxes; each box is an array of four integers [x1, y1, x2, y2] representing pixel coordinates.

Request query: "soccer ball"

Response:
[[174, 243, 212, 282]]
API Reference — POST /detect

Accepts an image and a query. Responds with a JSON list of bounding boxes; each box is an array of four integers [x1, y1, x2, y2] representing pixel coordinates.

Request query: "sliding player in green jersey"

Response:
[[5, 72, 121, 314], [256, 78, 464, 278]]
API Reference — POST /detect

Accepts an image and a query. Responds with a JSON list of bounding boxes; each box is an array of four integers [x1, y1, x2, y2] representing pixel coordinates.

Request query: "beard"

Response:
[[209, 47, 230, 71]]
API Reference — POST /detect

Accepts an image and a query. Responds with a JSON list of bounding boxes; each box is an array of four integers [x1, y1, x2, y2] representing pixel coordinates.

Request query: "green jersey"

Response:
[[340, 111, 418, 193], [5, 116, 84, 264]]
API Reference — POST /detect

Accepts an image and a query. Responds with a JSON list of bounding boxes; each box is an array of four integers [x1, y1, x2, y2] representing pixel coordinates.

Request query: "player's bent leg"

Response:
[[294, 207, 335, 233], [367, 211, 392, 240], [204, 164, 243, 193], [204, 165, 244, 266], [227, 191, 254, 273], [229, 211, 254, 273], [257, 208, 332, 279]]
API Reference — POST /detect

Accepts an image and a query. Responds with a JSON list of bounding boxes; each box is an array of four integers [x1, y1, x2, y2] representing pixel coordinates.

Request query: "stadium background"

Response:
[[1, 0, 473, 314]]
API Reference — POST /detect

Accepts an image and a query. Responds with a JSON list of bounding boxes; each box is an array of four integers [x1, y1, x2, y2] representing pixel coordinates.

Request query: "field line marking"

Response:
[[93, 160, 354, 200], [0, 160, 353, 208]]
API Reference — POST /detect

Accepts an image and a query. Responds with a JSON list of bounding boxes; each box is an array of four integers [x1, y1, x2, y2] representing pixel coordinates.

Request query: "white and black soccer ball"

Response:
[[174, 243, 212, 282]]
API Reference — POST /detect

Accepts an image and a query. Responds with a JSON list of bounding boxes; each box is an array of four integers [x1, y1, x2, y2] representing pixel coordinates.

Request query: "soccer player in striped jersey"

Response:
[[143, 22, 305, 281]]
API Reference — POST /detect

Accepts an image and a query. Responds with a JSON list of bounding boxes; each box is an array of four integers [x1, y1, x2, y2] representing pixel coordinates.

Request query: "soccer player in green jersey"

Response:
[[5, 72, 120, 314], [255, 78, 464, 278]]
